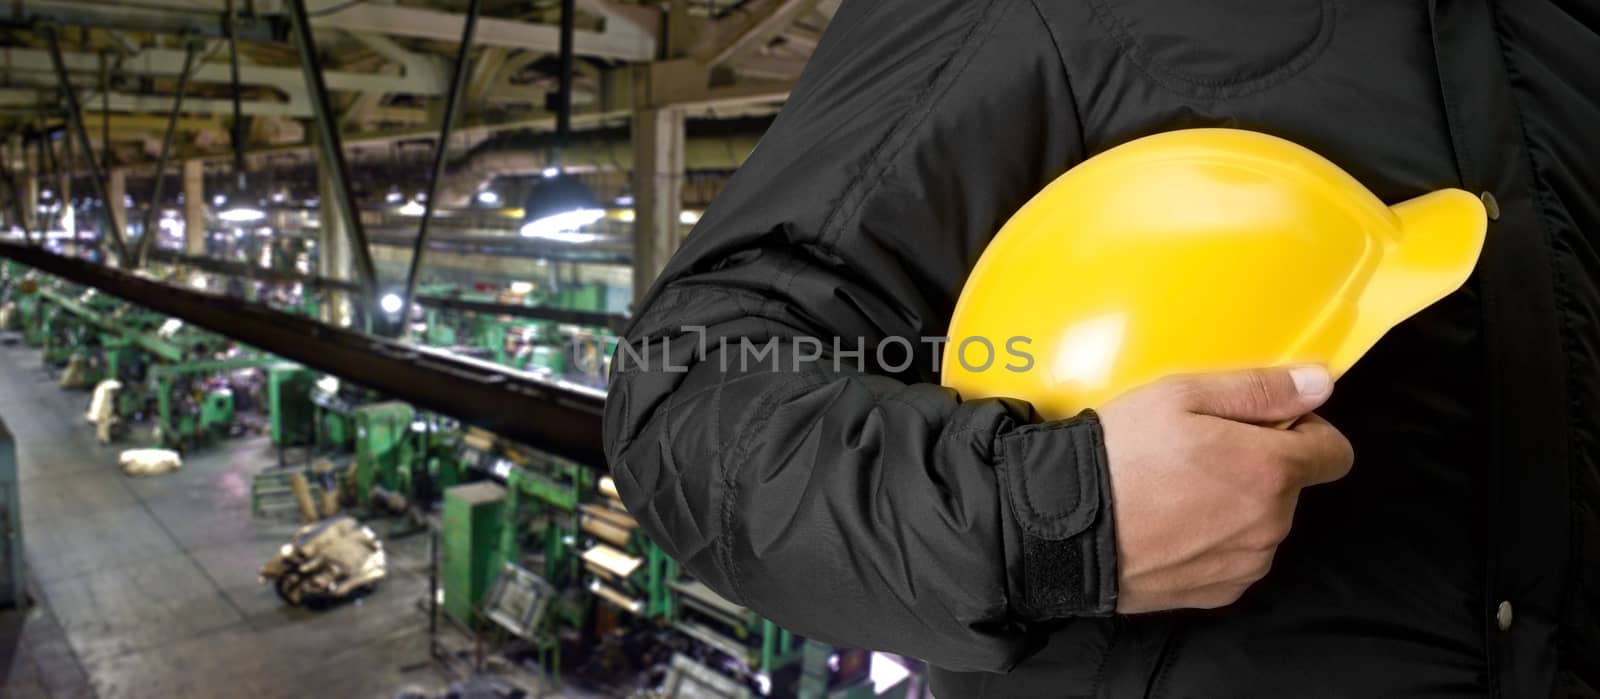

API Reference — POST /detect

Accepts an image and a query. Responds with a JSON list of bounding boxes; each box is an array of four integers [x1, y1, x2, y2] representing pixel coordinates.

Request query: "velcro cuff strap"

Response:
[[997, 410, 1117, 619]]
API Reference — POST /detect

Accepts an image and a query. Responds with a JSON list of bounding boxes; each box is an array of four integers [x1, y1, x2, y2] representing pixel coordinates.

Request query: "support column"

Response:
[[57, 137, 73, 244], [183, 159, 205, 256], [107, 168, 128, 243], [11, 135, 37, 236], [318, 163, 354, 328], [21, 139, 37, 235], [631, 107, 685, 307]]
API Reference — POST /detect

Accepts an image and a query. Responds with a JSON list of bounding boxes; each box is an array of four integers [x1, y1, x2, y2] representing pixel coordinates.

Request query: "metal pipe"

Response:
[[398, 0, 482, 334], [284, 0, 379, 319], [41, 24, 130, 264], [134, 38, 200, 267], [557, 0, 576, 153], [99, 53, 110, 161], [226, 1, 246, 189]]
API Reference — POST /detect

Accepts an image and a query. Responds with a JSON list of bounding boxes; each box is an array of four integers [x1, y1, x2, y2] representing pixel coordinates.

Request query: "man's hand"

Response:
[[1099, 366, 1354, 614]]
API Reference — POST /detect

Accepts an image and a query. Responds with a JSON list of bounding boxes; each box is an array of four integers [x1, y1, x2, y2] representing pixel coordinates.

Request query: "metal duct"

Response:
[[435, 116, 773, 206]]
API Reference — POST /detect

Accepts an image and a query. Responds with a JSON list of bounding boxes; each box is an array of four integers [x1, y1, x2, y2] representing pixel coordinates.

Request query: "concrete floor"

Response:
[[0, 343, 459, 699]]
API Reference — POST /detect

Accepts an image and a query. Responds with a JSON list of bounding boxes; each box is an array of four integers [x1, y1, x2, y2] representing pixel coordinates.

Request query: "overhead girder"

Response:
[[0, 45, 446, 104]]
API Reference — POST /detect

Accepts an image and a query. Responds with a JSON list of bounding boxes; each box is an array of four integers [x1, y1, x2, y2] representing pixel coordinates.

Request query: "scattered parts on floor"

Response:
[[261, 515, 387, 607], [118, 447, 182, 476]]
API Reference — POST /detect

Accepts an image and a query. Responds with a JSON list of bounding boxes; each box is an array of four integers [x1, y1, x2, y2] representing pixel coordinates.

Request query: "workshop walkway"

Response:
[[0, 342, 446, 699]]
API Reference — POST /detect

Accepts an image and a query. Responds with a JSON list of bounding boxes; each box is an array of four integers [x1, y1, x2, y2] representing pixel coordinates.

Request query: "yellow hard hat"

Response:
[[942, 128, 1486, 419]]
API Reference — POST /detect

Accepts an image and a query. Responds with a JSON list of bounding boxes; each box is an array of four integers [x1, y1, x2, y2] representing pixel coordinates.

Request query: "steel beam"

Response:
[[701, 0, 821, 68], [286, 0, 378, 317], [400, 0, 482, 333], [2, 1, 276, 41], [42, 24, 130, 264], [0, 46, 442, 101], [146, 248, 627, 330], [312, 3, 655, 62], [0, 241, 608, 465], [135, 39, 201, 267]]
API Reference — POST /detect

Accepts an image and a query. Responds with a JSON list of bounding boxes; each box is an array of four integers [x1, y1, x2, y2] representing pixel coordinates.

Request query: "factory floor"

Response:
[[0, 343, 568, 699]]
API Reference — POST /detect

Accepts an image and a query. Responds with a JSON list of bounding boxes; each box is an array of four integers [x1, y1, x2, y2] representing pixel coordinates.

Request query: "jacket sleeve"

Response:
[[603, 0, 1115, 673]]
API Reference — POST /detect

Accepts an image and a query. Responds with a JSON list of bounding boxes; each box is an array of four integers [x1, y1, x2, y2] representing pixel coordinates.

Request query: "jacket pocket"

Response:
[[1077, 0, 1335, 98]]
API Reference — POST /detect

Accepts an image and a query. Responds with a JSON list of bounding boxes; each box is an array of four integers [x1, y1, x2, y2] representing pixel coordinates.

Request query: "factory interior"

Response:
[[0, 1, 927, 697]]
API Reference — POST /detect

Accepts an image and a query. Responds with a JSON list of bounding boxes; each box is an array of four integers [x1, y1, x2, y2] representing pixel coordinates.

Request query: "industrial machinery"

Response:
[[267, 364, 318, 449], [1, 264, 916, 696], [414, 282, 621, 387], [353, 401, 418, 510], [147, 355, 276, 449]]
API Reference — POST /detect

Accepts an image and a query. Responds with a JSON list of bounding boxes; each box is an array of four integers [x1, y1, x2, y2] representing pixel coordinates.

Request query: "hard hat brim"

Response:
[[1328, 189, 1487, 375]]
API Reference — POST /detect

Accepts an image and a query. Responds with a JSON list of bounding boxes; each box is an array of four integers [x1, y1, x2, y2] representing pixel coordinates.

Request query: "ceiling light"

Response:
[[213, 193, 227, 206], [219, 204, 267, 223], [380, 293, 403, 315], [519, 174, 603, 242], [476, 190, 500, 206], [398, 199, 427, 217]]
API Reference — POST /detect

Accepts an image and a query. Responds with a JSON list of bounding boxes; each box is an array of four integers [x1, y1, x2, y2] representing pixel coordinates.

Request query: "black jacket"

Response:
[[603, 0, 1600, 696]]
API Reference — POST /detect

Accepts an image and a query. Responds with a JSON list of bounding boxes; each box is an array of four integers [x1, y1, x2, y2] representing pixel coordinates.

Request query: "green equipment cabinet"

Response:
[[442, 481, 506, 626], [0, 416, 23, 608], [267, 364, 317, 446]]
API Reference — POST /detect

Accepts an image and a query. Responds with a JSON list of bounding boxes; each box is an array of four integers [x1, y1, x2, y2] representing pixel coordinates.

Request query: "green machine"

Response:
[[443, 481, 507, 626], [499, 457, 587, 591], [352, 401, 415, 509], [309, 378, 358, 452], [16, 277, 54, 348], [150, 356, 277, 449], [267, 364, 317, 446]]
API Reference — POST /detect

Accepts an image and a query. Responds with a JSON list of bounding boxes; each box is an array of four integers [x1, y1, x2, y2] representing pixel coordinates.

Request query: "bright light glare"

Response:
[[614, 195, 634, 207], [509, 281, 534, 294], [385, 189, 404, 204], [476, 190, 500, 205], [541, 167, 560, 178], [679, 210, 701, 225], [519, 208, 604, 242], [380, 293, 404, 314], [869, 652, 912, 693], [397, 200, 427, 217], [219, 206, 266, 223], [212, 194, 227, 206]]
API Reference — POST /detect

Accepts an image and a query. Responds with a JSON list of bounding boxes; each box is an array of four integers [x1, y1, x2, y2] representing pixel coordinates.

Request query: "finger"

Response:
[[1169, 366, 1333, 424], [1266, 413, 1355, 487]]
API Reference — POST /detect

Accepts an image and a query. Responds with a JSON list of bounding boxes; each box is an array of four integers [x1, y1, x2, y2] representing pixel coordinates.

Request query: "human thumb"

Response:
[[1174, 366, 1332, 424]]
